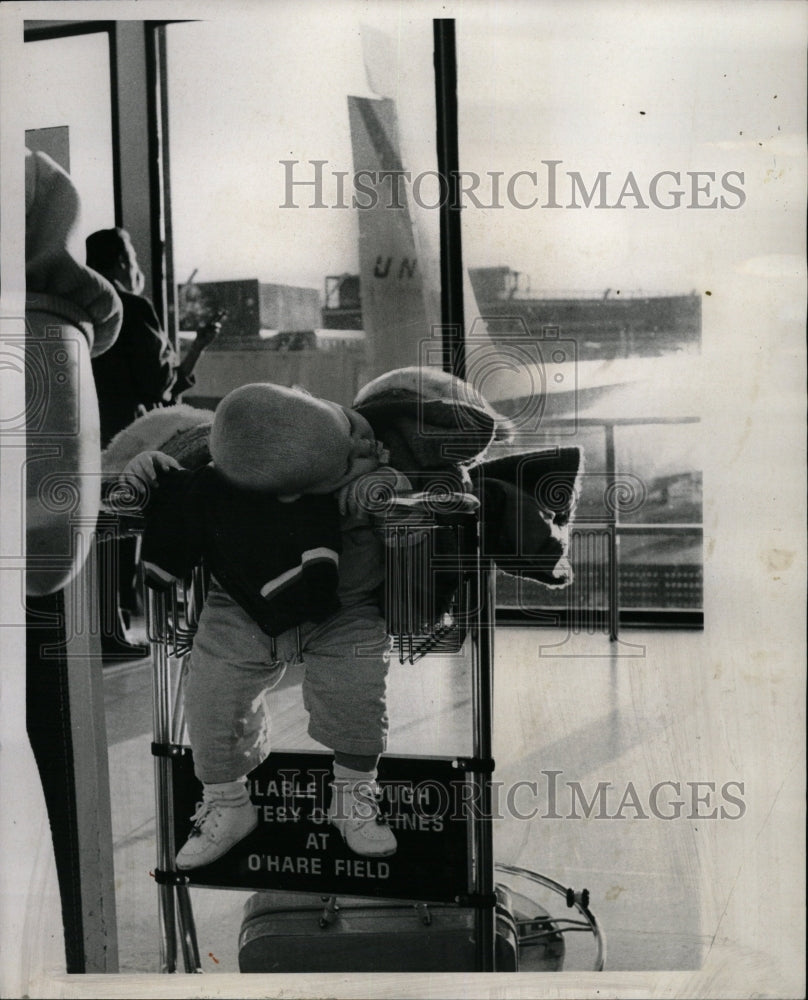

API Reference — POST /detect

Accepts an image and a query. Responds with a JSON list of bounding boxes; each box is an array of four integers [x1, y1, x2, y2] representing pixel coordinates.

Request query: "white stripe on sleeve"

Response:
[[260, 548, 339, 599], [301, 547, 339, 566]]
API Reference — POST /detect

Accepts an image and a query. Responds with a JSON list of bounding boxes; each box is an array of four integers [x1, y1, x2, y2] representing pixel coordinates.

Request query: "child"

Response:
[[125, 383, 412, 869]]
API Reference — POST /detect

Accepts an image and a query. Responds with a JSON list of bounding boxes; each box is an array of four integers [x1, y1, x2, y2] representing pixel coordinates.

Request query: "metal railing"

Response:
[[498, 415, 703, 635]]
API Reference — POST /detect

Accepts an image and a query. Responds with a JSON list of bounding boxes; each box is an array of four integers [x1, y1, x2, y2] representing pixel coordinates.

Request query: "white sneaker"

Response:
[[176, 798, 258, 870], [328, 780, 398, 857]]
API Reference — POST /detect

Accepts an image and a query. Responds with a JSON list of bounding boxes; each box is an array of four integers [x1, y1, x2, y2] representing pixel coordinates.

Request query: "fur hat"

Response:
[[101, 403, 214, 475], [353, 366, 514, 471]]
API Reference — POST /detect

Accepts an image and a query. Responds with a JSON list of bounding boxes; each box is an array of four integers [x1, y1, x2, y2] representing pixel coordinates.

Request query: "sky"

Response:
[[159, 1, 805, 300], [15, 2, 805, 301]]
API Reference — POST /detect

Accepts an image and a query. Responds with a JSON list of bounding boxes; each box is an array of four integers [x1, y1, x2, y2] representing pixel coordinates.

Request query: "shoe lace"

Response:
[[187, 800, 218, 838]]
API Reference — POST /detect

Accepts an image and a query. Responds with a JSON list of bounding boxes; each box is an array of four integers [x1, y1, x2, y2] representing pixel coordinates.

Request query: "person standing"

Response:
[[86, 228, 220, 446], [85, 228, 221, 659]]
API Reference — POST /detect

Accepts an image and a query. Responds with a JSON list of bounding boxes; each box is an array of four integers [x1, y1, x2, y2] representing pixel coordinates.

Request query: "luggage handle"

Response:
[[315, 897, 433, 930]]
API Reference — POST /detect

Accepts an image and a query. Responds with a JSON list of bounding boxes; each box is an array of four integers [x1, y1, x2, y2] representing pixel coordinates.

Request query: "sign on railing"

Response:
[[169, 751, 475, 903]]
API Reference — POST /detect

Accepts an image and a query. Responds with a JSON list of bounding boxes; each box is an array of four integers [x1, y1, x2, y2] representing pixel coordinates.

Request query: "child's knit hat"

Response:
[[209, 383, 347, 494]]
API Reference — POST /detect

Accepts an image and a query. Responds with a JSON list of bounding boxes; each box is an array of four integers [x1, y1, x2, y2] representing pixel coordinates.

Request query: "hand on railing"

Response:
[[382, 490, 480, 552], [384, 490, 480, 523], [335, 466, 413, 521], [102, 449, 182, 520], [122, 450, 182, 483]]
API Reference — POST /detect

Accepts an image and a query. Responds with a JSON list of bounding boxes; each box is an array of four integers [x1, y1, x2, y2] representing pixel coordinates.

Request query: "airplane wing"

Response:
[[352, 26, 700, 427]]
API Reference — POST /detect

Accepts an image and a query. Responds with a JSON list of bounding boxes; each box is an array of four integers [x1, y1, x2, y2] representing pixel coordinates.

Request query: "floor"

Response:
[[104, 617, 711, 976]]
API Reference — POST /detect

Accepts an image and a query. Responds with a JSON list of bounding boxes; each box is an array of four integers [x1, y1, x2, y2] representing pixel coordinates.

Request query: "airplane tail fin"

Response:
[[347, 94, 433, 374], [352, 25, 540, 419]]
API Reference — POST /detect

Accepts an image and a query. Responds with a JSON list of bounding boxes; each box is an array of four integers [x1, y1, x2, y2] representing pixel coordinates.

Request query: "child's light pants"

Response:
[[184, 581, 392, 784]]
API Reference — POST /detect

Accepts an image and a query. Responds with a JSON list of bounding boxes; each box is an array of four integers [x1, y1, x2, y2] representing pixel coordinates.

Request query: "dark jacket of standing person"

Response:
[[86, 228, 219, 446]]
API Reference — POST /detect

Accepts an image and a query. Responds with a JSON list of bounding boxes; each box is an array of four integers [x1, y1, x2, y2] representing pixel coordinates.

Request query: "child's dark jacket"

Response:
[[140, 466, 342, 637]]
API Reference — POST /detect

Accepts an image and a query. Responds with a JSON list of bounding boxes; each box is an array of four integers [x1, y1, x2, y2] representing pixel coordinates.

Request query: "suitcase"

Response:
[[238, 890, 519, 973]]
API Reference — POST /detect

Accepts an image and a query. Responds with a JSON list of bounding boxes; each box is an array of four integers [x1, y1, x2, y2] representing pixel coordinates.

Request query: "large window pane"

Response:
[[23, 30, 115, 258], [165, 12, 440, 410], [456, 9, 708, 622]]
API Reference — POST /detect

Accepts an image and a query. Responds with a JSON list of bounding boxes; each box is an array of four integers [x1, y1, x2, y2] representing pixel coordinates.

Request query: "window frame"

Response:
[[439, 20, 703, 632], [156, 16, 705, 633]]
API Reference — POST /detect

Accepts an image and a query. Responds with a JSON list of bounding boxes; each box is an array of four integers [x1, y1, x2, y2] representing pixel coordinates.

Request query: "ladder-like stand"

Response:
[[146, 493, 605, 973]]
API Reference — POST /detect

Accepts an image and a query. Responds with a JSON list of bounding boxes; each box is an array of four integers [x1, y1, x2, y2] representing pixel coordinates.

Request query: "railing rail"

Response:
[[510, 414, 703, 633]]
